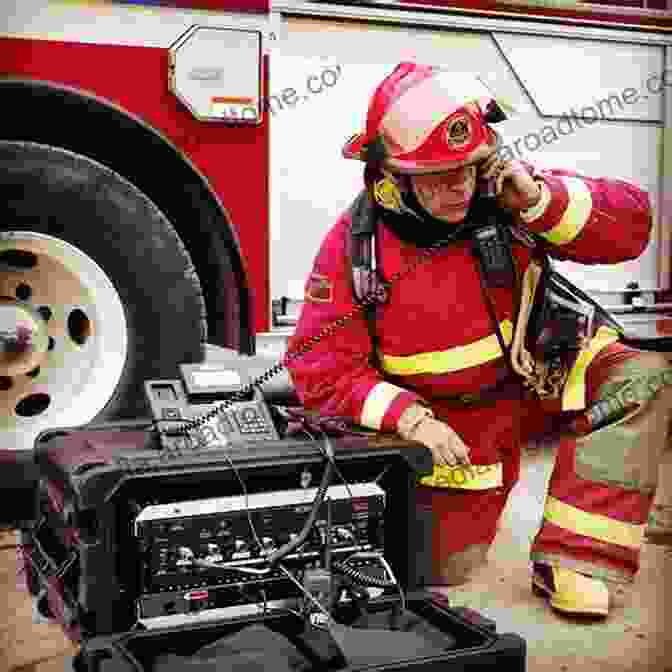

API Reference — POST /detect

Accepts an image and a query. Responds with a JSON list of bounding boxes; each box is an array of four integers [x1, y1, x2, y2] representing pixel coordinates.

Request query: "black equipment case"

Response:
[[20, 420, 526, 672]]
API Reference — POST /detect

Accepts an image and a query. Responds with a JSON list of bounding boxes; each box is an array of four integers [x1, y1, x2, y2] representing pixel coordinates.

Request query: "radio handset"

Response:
[[469, 178, 516, 288]]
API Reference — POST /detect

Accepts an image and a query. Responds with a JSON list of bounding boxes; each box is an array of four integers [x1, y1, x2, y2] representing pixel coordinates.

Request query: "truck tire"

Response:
[[0, 141, 207, 451]]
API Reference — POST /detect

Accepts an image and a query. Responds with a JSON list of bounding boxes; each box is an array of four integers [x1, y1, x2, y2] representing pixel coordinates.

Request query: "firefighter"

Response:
[[285, 62, 672, 618]]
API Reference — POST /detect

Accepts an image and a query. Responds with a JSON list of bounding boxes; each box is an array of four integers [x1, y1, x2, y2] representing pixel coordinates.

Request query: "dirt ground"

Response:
[[1, 445, 671, 672]]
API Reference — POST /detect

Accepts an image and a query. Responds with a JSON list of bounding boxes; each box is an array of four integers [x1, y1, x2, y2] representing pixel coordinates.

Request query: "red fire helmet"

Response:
[[342, 62, 510, 175]]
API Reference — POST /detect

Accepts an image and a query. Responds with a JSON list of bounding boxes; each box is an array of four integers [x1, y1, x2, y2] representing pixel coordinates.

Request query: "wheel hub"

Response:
[[0, 232, 128, 451], [0, 299, 49, 377]]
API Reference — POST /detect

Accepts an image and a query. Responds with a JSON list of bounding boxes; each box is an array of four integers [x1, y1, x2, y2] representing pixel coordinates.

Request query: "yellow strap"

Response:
[[539, 176, 592, 245], [418, 463, 503, 490], [561, 326, 621, 411], [544, 496, 645, 550], [381, 320, 513, 376]]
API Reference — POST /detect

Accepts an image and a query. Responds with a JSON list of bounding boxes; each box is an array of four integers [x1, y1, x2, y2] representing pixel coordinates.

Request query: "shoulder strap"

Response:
[[348, 191, 384, 370], [349, 190, 378, 303]]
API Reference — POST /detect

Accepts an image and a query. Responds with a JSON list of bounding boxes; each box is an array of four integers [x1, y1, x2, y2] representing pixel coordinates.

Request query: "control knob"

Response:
[[176, 547, 195, 565]]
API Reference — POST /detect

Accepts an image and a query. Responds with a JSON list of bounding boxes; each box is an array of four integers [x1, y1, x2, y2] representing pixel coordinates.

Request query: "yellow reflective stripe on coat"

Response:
[[561, 326, 621, 411], [360, 381, 408, 431], [543, 496, 645, 550], [418, 463, 503, 489], [381, 320, 513, 376], [539, 176, 592, 245]]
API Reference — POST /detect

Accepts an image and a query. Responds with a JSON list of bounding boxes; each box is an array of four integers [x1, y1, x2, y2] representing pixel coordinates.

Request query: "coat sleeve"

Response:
[[515, 162, 653, 264], [284, 212, 423, 432]]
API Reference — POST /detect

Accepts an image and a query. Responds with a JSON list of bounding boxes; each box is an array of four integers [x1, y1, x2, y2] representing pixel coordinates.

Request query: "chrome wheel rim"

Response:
[[0, 232, 128, 450]]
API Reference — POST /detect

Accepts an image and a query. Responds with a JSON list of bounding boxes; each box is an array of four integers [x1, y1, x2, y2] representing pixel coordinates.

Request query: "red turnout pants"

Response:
[[416, 343, 671, 585]]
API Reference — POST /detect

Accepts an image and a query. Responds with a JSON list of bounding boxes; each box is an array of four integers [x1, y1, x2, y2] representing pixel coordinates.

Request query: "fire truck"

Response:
[[1, 0, 671, 452]]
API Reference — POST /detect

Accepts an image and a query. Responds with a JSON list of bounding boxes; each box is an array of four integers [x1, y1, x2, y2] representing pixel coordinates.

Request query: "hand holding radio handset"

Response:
[[477, 154, 543, 211]]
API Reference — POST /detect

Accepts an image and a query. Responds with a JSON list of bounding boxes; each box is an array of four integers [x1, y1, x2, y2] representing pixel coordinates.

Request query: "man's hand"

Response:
[[410, 417, 472, 468], [478, 154, 542, 212], [397, 405, 472, 467]]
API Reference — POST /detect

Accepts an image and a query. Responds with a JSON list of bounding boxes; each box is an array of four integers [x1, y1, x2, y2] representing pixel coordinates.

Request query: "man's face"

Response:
[[410, 164, 477, 224]]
